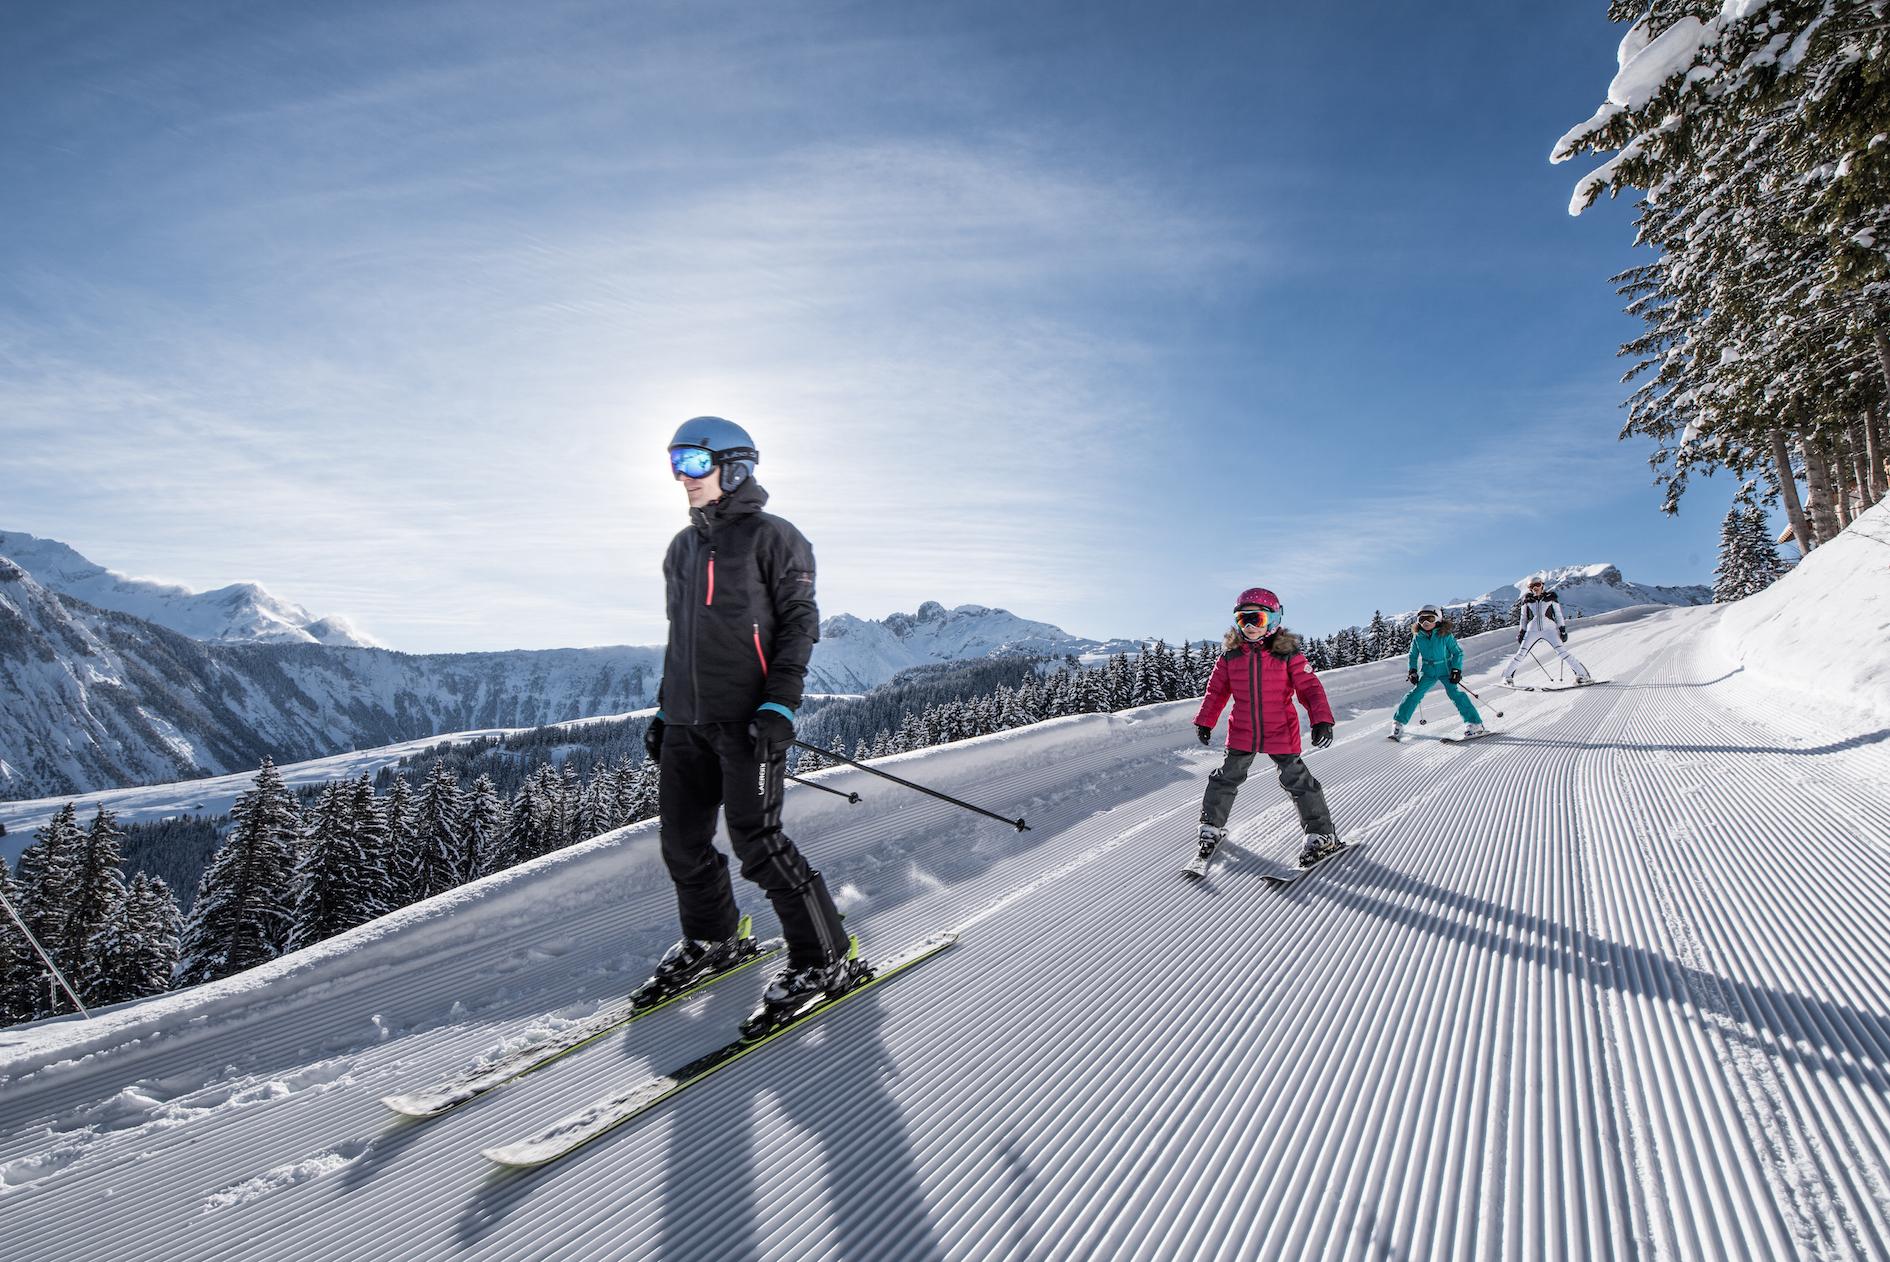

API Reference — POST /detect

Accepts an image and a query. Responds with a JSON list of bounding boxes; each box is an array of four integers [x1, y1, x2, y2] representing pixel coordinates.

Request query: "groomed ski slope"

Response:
[[2, 513, 1887, 1261]]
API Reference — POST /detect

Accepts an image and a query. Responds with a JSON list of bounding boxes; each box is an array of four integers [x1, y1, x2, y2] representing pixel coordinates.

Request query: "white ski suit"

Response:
[[1501, 590, 1591, 684]]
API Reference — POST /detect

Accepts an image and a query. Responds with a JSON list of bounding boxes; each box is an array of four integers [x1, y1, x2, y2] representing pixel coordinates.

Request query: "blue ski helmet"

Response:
[[668, 416, 759, 493]]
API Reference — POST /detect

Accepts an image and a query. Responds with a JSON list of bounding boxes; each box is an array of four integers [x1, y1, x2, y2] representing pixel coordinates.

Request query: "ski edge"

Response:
[[380, 938, 785, 1119], [481, 931, 961, 1168]]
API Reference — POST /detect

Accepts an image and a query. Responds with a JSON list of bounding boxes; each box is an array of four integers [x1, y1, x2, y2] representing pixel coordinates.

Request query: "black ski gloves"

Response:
[[1407, 669, 1420, 686], [643, 716, 666, 764], [1517, 630, 1525, 644], [1559, 628, 1569, 643], [1448, 668, 1462, 685], [750, 704, 795, 760], [1310, 722, 1334, 749], [1195, 725, 1213, 746]]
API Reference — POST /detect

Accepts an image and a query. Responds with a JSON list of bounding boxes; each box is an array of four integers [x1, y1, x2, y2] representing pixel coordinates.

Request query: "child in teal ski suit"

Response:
[[1390, 605, 1485, 740]]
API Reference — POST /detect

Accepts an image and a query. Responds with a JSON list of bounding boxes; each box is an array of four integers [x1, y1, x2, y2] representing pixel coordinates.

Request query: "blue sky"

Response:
[[0, 2, 1733, 652]]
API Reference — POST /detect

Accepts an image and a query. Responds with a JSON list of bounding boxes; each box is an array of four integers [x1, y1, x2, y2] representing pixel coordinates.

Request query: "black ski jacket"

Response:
[[657, 480, 820, 725]]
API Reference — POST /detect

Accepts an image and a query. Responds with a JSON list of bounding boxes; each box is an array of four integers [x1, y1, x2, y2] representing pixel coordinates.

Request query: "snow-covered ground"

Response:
[[0, 520, 1885, 1259]]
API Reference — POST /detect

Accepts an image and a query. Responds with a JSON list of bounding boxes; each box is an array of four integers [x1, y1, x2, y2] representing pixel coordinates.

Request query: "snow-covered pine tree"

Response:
[[1557, 3, 1889, 529], [495, 779, 538, 871], [1714, 493, 1791, 602], [1457, 602, 1488, 637], [61, 808, 128, 985], [460, 775, 505, 881], [413, 762, 465, 899], [178, 759, 299, 986], [347, 777, 394, 919], [15, 804, 83, 987], [0, 857, 37, 1026], [84, 873, 183, 1006], [289, 780, 379, 950], [383, 777, 422, 908]]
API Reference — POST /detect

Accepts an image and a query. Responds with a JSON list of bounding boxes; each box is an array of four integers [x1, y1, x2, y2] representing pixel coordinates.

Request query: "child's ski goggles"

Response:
[[1234, 607, 1279, 632]]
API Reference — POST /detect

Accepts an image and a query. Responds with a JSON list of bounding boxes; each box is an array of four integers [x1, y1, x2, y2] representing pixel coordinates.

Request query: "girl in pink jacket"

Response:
[[1193, 587, 1343, 868]]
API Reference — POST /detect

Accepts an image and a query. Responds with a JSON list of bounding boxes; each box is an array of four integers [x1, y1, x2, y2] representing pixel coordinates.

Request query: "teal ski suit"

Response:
[[1394, 624, 1482, 725]]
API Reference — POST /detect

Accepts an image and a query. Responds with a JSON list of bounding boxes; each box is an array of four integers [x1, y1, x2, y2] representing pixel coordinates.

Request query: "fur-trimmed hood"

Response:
[[1222, 627, 1300, 658]]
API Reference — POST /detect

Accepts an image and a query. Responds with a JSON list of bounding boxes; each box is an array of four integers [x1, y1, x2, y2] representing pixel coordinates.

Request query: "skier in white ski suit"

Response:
[[1500, 576, 1592, 686]]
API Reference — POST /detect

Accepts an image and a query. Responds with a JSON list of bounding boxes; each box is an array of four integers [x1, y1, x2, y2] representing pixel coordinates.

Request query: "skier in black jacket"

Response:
[[634, 417, 865, 1035]]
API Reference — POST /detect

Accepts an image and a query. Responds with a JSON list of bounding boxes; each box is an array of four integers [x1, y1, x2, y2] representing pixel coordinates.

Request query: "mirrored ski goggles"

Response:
[[669, 445, 718, 480], [1234, 607, 1279, 631]]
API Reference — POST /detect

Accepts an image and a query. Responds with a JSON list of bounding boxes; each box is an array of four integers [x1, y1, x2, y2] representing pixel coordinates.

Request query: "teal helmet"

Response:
[[668, 416, 759, 493]]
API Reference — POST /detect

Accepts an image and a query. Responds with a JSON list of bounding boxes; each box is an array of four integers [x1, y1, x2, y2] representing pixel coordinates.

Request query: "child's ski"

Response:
[[1440, 730, 1500, 745], [381, 933, 783, 1118], [482, 932, 959, 1167]]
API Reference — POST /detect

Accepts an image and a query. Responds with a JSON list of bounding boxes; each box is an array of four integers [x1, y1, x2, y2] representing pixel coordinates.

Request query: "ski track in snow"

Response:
[[0, 602, 1887, 1258]]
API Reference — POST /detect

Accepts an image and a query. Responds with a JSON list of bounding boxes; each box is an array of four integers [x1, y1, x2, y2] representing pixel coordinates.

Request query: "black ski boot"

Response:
[[740, 936, 872, 1040], [1296, 834, 1345, 867], [631, 915, 757, 1007], [1197, 823, 1228, 859]]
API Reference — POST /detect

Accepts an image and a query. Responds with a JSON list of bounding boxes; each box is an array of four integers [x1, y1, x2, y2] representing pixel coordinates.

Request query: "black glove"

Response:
[[643, 716, 665, 764], [1448, 668, 1462, 685], [1518, 631, 1526, 644], [1195, 725, 1212, 746], [1559, 628, 1569, 643], [1310, 722, 1333, 749], [1407, 669, 1419, 686], [750, 706, 795, 759]]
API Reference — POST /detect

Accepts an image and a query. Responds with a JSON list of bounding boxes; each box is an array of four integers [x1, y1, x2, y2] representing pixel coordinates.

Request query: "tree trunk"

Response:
[[1876, 328, 1890, 397], [1804, 435, 1842, 542], [1831, 440, 1853, 530], [1850, 419, 1876, 505], [1771, 427, 1815, 553], [1865, 411, 1887, 504]]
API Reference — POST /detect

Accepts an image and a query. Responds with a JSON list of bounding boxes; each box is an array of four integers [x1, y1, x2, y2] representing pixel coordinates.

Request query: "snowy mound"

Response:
[[0, 530, 380, 648], [1718, 498, 1890, 720]]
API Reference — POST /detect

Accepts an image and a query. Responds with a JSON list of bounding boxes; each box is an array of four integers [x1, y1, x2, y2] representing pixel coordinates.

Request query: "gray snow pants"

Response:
[[1200, 750, 1335, 837]]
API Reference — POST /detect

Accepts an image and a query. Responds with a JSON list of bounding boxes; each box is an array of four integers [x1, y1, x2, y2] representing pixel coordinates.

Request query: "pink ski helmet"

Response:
[[1234, 586, 1281, 613]]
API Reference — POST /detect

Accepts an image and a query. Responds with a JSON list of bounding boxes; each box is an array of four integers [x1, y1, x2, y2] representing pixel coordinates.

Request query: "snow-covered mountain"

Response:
[[810, 601, 1138, 692], [0, 563, 664, 800], [0, 530, 378, 648], [0, 563, 1126, 801], [2, 505, 1886, 1260], [1465, 562, 1712, 618]]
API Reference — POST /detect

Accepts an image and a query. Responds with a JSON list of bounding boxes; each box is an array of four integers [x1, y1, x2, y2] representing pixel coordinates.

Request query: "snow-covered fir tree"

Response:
[[412, 761, 467, 900], [0, 857, 38, 1026], [289, 780, 381, 951], [1714, 495, 1791, 602], [383, 776, 423, 908], [60, 808, 128, 984], [346, 777, 394, 920], [178, 759, 300, 987], [83, 873, 182, 1007], [460, 775, 505, 882], [15, 803, 82, 959], [1556, 2, 1889, 538]]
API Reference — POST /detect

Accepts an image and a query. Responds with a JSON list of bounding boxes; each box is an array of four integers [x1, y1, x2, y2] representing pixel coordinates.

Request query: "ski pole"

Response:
[[790, 739, 1030, 832], [1416, 692, 1429, 725], [1527, 643, 1558, 684], [0, 883, 90, 1019], [1461, 684, 1504, 718], [787, 773, 861, 805]]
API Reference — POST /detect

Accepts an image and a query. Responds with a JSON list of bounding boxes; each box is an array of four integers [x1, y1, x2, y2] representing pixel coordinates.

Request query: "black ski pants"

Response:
[[658, 721, 849, 968], [1199, 750, 1335, 836]]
